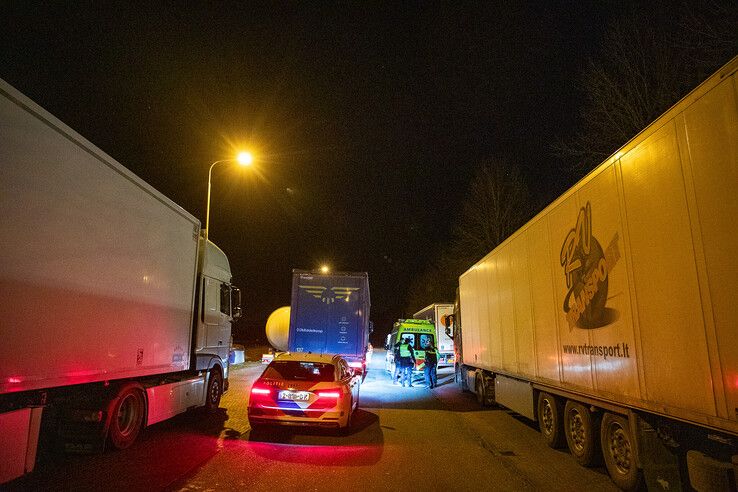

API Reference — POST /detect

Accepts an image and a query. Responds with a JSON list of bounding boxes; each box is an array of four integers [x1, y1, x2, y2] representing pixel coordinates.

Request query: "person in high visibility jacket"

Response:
[[392, 343, 402, 384], [424, 341, 438, 388], [398, 339, 416, 387]]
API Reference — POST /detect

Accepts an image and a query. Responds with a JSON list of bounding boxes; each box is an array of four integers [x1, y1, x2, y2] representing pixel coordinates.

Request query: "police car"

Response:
[[248, 352, 360, 431]]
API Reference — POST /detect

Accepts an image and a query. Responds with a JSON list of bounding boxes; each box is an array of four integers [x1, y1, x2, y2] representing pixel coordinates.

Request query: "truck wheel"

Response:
[[108, 384, 145, 450], [564, 401, 601, 466], [457, 364, 469, 392], [601, 413, 642, 491], [538, 392, 565, 448], [475, 376, 484, 405], [475, 374, 494, 407], [205, 368, 223, 412]]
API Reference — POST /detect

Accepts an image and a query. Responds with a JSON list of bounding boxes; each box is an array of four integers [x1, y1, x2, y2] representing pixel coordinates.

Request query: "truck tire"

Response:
[[538, 392, 565, 448], [564, 400, 601, 466], [205, 368, 223, 413], [107, 383, 145, 450], [601, 413, 642, 491], [456, 364, 469, 392], [475, 373, 494, 407], [475, 375, 485, 406]]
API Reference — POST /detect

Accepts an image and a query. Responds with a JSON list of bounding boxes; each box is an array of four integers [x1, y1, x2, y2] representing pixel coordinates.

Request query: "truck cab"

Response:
[[194, 238, 241, 387]]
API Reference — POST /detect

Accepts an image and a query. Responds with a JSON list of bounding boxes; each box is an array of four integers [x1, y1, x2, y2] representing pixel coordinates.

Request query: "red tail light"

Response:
[[251, 387, 271, 395], [316, 390, 341, 399], [347, 361, 363, 369]]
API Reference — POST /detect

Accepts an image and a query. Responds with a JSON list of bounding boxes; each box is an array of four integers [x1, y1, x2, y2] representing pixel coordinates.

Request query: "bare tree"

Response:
[[406, 158, 531, 313], [559, 3, 738, 174], [453, 158, 530, 258]]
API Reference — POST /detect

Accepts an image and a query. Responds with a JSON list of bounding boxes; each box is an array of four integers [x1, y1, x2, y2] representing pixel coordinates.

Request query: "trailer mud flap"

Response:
[[0, 406, 43, 483], [686, 450, 736, 491], [638, 419, 683, 491]]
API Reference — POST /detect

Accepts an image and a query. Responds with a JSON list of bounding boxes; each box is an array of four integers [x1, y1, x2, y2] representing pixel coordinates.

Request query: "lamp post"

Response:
[[204, 152, 253, 242]]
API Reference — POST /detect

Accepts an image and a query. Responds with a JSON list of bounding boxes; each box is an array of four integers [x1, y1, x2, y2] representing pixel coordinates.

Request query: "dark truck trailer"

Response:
[[288, 270, 371, 376]]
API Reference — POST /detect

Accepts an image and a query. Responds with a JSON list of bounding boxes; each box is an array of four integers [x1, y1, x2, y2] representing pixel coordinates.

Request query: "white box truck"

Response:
[[0, 78, 241, 483], [413, 303, 455, 367], [447, 56, 738, 491]]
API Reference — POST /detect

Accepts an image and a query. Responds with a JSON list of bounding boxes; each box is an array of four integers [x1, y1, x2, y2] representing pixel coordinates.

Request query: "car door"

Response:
[[202, 276, 231, 361]]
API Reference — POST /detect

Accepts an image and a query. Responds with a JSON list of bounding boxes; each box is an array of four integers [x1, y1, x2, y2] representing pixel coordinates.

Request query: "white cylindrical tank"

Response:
[[265, 306, 290, 351]]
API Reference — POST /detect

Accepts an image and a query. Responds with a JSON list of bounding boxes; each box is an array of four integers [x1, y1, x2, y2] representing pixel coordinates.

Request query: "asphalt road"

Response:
[[9, 350, 618, 491]]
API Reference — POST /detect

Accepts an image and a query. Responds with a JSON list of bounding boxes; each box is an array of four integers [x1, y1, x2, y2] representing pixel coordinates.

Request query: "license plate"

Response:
[[278, 390, 310, 401]]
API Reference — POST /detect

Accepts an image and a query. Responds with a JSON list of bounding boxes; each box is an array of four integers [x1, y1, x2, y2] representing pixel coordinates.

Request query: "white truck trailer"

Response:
[[0, 78, 241, 483], [413, 303, 455, 367], [449, 56, 738, 491]]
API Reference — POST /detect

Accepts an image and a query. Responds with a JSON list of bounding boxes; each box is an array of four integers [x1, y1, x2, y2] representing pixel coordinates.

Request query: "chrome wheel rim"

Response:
[[568, 410, 585, 451], [116, 393, 138, 437], [541, 399, 554, 435], [209, 377, 220, 404], [608, 422, 632, 475]]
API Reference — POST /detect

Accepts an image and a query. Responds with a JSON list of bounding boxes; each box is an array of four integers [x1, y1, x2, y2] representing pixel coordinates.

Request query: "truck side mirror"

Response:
[[441, 314, 454, 339], [232, 287, 242, 320]]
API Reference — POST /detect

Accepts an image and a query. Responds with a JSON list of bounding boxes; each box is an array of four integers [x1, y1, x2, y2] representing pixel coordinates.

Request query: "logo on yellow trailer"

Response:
[[559, 202, 621, 329]]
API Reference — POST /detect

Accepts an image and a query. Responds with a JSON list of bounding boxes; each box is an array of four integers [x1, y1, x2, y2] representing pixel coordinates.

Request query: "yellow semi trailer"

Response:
[[449, 55, 738, 491]]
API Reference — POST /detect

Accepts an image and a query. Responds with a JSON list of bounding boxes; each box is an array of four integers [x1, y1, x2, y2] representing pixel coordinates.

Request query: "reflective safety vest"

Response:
[[399, 343, 413, 357], [425, 347, 438, 365]]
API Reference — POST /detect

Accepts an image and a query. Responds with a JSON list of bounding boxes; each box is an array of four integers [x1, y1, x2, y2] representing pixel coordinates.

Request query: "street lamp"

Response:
[[236, 151, 253, 166], [204, 152, 254, 241]]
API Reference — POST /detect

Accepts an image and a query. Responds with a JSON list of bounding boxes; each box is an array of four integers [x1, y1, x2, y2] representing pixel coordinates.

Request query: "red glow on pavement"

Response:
[[247, 442, 382, 467]]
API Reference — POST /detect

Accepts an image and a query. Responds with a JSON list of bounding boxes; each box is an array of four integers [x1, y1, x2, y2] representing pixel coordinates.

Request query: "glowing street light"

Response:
[[204, 151, 254, 241], [320, 265, 330, 274], [236, 151, 253, 166]]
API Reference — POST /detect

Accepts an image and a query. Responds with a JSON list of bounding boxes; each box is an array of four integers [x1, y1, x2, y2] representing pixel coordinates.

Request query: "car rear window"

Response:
[[263, 361, 335, 382]]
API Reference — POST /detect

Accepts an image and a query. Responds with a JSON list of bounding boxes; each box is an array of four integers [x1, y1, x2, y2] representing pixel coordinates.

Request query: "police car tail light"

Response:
[[251, 386, 271, 396], [348, 361, 363, 369], [317, 390, 341, 399]]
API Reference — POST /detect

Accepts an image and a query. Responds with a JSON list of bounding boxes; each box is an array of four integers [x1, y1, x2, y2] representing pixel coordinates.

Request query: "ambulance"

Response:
[[384, 319, 436, 376]]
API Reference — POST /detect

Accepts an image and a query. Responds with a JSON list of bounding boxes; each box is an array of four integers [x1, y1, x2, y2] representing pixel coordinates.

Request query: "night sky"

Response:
[[1, 2, 631, 343]]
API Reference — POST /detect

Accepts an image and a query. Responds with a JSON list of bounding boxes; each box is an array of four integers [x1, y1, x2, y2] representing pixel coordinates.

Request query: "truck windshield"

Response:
[[262, 361, 335, 382]]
